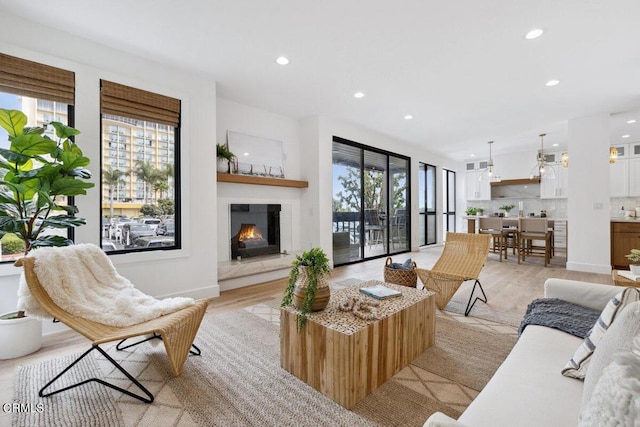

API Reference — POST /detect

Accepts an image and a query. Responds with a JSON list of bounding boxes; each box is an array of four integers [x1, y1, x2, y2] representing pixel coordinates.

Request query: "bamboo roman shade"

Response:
[[0, 53, 75, 104], [101, 80, 180, 127]]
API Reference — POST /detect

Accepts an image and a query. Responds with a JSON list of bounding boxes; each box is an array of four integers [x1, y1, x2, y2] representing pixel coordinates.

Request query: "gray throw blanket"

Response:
[[518, 298, 600, 338]]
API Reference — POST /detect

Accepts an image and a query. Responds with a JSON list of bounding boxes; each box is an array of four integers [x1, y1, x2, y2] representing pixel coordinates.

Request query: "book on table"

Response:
[[359, 284, 402, 300], [618, 270, 640, 282]]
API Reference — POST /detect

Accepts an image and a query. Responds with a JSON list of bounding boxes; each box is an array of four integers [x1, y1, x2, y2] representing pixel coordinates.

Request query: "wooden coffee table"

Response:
[[280, 281, 435, 409]]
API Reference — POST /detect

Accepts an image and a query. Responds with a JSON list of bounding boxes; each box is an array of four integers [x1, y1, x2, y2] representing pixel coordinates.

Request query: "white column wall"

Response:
[[566, 114, 611, 273]]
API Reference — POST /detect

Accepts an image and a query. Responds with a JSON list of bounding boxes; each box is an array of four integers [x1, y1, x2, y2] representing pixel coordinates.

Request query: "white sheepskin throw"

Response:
[[17, 243, 194, 327], [579, 334, 640, 426]]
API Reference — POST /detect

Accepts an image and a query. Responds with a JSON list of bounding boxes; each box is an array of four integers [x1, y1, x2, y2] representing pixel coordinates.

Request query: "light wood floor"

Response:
[[0, 244, 613, 424]]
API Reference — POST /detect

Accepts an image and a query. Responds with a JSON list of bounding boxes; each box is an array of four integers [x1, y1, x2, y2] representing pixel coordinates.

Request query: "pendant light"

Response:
[[529, 133, 556, 180], [479, 141, 500, 184]]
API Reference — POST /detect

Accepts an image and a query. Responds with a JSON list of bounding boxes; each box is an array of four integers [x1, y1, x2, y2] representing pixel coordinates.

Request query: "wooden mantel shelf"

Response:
[[216, 173, 308, 188], [490, 178, 540, 186]]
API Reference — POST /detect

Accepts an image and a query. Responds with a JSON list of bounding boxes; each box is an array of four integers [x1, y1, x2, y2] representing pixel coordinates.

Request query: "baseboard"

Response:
[[160, 284, 220, 300], [565, 262, 611, 275], [219, 268, 288, 291]]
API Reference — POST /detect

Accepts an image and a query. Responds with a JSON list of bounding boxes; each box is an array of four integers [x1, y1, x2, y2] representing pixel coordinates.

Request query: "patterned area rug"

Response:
[[13, 282, 517, 427]]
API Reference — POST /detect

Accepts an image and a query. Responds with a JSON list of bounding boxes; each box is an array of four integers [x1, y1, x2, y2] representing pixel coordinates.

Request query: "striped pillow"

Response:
[[562, 287, 640, 380]]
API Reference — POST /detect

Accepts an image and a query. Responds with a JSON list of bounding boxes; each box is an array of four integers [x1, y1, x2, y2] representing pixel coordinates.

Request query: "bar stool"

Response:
[[518, 218, 552, 267], [478, 217, 508, 261]]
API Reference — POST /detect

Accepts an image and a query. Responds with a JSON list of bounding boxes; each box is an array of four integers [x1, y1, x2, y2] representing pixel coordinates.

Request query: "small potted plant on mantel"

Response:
[[281, 248, 331, 330], [216, 143, 235, 173], [0, 108, 94, 359], [626, 249, 640, 275], [499, 204, 516, 217]]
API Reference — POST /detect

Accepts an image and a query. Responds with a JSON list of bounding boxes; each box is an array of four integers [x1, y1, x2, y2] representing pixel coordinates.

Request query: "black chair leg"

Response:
[[39, 345, 154, 403], [464, 279, 487, 316], [117, 334, 201, 355]]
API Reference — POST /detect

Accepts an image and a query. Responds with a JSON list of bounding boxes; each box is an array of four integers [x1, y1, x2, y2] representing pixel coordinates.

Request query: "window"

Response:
[[419, 163, 437, 246], [100, 80, 181, 253], [0, 53, 75, 262]]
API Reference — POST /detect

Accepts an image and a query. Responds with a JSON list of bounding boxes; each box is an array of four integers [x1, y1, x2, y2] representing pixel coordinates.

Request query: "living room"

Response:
[[1, 2, 640, 426]]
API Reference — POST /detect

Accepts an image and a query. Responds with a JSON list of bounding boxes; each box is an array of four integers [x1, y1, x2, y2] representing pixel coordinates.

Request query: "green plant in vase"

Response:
[[216, 143, 235, 173], [626, 249, 640, 274], [281, 247, 331, 330], [499, 204, 515, 217]]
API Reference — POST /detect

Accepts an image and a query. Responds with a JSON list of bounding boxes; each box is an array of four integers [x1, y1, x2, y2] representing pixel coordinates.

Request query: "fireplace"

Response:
[[230, 204, 281, 259]]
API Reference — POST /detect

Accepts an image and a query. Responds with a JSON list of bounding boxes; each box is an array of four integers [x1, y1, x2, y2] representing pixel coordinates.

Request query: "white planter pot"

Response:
[[631, 264, 640, 275], [216, 158, 229, 173], [0, 312, 42, 359]]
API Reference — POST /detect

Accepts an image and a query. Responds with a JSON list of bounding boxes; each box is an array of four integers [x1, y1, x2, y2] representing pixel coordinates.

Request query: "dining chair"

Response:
[[518, 218, 552, 267]]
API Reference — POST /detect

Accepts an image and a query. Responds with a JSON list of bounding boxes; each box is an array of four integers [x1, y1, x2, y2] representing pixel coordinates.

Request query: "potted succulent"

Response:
[[499, 204, 516, 217], [216, 143, 235, 173], [0, 108, 94, 359], [281, 247, 331, 330], [476, 208, 485, 216], [625, 249, 640, 275]]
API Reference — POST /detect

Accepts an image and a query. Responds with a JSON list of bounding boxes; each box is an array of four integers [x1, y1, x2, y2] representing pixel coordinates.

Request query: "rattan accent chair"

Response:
[[15, 256, 208, 403], [416, 232, 491, 316]]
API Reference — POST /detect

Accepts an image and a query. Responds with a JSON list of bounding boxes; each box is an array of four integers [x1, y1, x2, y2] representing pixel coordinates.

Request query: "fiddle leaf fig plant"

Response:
[[0, 108, 94, 254]]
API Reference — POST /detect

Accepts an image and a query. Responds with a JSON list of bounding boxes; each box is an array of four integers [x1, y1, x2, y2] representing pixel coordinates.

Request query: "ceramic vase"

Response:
[[0, 312, 42, 359], [216, 157, 229, 173], [292, 266, 330, 312], [631, 264, 640, 275]]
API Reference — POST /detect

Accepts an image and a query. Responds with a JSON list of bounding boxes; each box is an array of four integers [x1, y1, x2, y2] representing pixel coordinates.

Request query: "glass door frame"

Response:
[[419, 162, 437, 246], [443, 168, 456, 236], [332, 136, 411, 266]]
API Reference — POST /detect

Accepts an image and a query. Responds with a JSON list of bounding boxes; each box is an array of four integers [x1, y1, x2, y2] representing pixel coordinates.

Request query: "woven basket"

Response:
[[383, 257, 417, 287]]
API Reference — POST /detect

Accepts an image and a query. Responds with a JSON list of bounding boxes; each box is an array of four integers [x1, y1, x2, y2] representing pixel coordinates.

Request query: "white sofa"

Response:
[[425, 278, 624, 427]]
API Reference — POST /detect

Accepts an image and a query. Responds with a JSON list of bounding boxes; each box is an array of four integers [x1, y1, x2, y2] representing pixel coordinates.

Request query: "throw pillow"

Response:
[[402, 258, 413, 269], [581, 300, 640, 408], [562, 287, 640, 380], [578, 334, 640, 426]]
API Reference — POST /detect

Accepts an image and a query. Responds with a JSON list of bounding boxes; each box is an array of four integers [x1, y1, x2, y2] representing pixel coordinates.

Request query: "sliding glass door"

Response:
[[332, 137, 410, 266]]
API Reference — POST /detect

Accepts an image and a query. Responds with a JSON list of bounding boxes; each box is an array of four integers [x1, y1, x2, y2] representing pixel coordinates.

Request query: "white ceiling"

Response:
[[2, 0, 640, 161]]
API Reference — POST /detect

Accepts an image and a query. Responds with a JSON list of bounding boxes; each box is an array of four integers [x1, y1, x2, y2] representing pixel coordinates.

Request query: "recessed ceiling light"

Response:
[[275, 56, 289, 65], [552, 143, 559, 147], [243, 152, 250, 156], [470, 154, 476, 157], [404, 114, 413, 120], [545, 79, 560, 87], [525, 28, 544, 40], [627, 119, 637, 124], [353, 92, 365, 99], [622, 134, 631, 138]]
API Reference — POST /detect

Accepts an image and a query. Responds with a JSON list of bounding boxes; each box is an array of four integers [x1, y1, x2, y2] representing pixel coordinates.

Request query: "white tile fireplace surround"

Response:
[[217, 198, 297, 290]]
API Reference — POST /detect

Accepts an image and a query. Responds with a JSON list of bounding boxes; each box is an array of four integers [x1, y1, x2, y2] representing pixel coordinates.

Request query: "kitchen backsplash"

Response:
[[469, 198, 567, 218], [468, 197, 640, 219], [611, 197, 640, 217]]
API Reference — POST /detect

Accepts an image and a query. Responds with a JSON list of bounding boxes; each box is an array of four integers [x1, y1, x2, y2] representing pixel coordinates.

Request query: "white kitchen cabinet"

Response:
[[629, 157, 640, 196], [540, 160, 569, 199], [465, 169, 491, 201], [609, 143, 633, 197]]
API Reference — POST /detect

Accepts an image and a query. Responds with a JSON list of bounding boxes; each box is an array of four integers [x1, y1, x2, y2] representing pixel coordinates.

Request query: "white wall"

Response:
[[566, 114, 611, 274], [0, 13, 219, 333], [215, 98, 305, 262], [305, 116, 458, 257]]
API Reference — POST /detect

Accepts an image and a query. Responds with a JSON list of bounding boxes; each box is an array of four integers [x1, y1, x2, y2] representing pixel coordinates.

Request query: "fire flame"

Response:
[[238, 225, 263, 241]]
